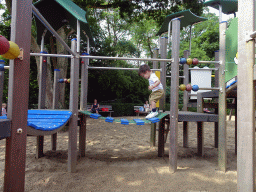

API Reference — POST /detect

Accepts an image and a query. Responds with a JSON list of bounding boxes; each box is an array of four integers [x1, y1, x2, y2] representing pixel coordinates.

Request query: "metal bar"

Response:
[[30, 53, 72, 58], [88, 66, 162, 71], [4, 66, 9, 70], [198, 60, 220, 64], [81, 55, 173, 62], [166, 75, 185, 78], [189, 68, 218, 70], [169, 18, 180, 173], [237, 0, 255, 191], [31, 5, 77, 57], [31, 53, 174, 63], [198, 87, 220, 90]]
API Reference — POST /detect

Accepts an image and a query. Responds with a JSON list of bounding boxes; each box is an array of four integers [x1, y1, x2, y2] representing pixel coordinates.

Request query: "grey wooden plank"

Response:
[[169, 18, 180, 173], [218, 21, 227, 172], [237, 1, 255, 190]]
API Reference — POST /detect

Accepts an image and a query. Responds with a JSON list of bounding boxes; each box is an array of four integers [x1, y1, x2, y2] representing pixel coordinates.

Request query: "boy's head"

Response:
[[138, 64, 151, 79], [2, 103, 6, 108]]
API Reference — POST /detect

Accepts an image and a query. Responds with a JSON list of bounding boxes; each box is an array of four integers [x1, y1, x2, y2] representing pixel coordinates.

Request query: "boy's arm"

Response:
[[148, 80, 160, 90]]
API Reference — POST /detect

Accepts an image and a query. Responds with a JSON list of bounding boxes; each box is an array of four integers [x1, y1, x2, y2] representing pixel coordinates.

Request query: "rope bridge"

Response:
[[80, 111, 169, 125]]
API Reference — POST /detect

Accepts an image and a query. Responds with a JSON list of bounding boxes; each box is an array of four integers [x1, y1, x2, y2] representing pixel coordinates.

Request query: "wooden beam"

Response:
[[4, 0, 32, 191], [237, 0, 255, 190]]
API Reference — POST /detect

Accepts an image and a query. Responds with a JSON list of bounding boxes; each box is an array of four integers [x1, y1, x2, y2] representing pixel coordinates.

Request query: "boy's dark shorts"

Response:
[[149, 89, 165, 103]]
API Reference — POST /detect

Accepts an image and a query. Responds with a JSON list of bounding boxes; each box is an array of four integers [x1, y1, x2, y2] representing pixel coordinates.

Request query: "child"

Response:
[[90, 99, 100, 114], [2, 103, 7, 116], [144, 101, 150, 112], [138, 64, 165, 119]]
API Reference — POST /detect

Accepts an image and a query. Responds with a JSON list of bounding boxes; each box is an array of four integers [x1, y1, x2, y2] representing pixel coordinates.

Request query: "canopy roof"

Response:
[[156, 10, 207, 36], [34, 0, 94, 46], [204, 0, 238, 14]]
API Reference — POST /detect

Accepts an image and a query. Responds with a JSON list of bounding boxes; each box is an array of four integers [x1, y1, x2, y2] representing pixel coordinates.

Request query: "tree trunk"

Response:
[[30, 27, 69, 109]]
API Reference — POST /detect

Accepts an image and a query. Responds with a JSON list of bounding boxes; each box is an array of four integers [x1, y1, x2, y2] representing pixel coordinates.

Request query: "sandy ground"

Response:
[[0, 116, 237, 192]]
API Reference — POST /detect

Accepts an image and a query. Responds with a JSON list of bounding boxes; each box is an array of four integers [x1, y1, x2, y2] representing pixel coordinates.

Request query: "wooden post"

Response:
[[68, 39, 79, 172], [214, 51, 219, 148], [182, 50, 189, 148], [159, 37, 167, 110], [158, 118, 165, 157], [197, 92, 204, 156], [218, 21, 227, 172], [169, 18, 180, 173], [150, 49, 159, 147], [182, 50, 189, 111], [237, 0, 255, 191], [36, 52, 47, 158], [51, 69, 60, 151], [79, 114, 86, 157], [80, 53, 89, 111], [4, 0, 32, 191]]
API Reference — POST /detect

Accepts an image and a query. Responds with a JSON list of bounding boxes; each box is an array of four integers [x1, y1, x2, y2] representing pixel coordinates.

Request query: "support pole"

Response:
[[68, 39, 79, 172], [182, 50, 190, 148], [80, 53, 89, 111], [4, 0, 32, 191], [214, 51, 219, 148], [159, 37, 167, 110], [169, 18, 180, 173], [237, 0, 255, 191], [218, 21, 227, 172], [36, 50, 47, 159], [52, 69, 61, 151], [150, 49, 159, 147]]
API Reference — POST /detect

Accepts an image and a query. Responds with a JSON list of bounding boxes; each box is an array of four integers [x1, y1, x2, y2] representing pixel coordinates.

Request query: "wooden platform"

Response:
[[158, 111, 219, 158], [178, 111, 218, 122]]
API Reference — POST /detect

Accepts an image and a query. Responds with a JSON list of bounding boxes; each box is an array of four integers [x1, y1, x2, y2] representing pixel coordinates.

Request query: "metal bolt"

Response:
[[17, 128, 23, 134]]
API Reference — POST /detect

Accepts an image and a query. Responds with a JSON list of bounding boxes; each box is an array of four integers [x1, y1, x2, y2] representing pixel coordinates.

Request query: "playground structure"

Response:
[[0, 0, 254, 192]]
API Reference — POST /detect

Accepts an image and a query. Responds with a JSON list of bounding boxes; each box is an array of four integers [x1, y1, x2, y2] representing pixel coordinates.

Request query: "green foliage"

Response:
[[87, 69, 150, 104]]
